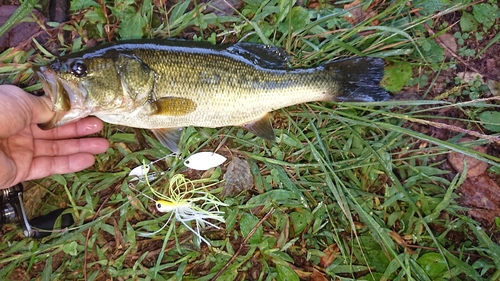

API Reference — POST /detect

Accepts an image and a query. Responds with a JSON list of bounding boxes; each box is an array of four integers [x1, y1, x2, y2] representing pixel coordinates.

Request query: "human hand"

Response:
[[0, 85, 109, 189]]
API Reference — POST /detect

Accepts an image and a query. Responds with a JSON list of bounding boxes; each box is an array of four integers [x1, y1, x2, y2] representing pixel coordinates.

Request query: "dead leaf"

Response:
[[49, 0, 70, 22], [459, 173, 500, 225], [460, 174, 500, 211], [293, 267, 312, 279], [456, 72, 485, 84], [389, 231, 406, 245], [486, 58, 500, 80], [111, 218, 125, 249], [205, 0, 243, 16], [448, 138, 488, 177], [319, 244, 339, 268], [222, 157, 254, 197], [487, 79, 500, 96], [438, 33, 458, 58], [468, 209, 500, 224], [389, 231, 417, 254], [0, 5, 45, 48], [344, 0, 378, 26], [309, 269, 328, 281]]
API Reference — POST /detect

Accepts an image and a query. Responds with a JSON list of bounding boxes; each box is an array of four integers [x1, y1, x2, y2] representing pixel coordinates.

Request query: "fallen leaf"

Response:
[[319, 244, 339, 268], [458, 172, 500, 225], [309, 269, 328, 281], [344, 0, 378, 26], [456, 71, 484, 84], [49, 0, 70, 22], [222, 157, 254, 197], [0, 5, 45, 48], [448, 138, 488, 177], [469, 209, 500, 224], [381, 62, 413, 92], [205, 0, 243, 15], [487, 79, 500, 96], [460, 174, 500, 211], [388, 231, 406, 245], [485, 58, 499, 79], [438, 33, 458, 58]]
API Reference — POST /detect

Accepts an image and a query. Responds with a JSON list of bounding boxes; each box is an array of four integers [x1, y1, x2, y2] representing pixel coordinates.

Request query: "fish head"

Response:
[[35, 52, 155, 129]]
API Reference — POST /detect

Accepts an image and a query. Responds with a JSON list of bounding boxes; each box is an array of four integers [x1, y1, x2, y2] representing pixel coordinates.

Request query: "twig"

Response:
[[405, 116, 500, 144], [96, 0, 113, 42], [210, 207, 275, 281]]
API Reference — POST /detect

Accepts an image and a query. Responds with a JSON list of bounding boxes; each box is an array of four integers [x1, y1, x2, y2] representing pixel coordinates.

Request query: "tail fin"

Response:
[[325, 57, 389, 102]]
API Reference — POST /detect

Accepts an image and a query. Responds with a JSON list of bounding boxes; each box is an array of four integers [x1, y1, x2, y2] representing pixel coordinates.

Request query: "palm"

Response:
[[0, 125, 37, 187]]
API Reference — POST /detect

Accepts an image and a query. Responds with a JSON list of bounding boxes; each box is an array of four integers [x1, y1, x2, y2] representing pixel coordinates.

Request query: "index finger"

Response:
[[32, 117, 105, 140]]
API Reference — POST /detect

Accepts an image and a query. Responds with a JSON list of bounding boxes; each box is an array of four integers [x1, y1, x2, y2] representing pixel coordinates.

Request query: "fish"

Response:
[[34, 39, 389, 153]]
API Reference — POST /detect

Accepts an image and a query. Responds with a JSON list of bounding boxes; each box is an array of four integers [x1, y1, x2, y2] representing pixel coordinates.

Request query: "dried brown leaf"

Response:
[[319, 244, 339, 268], [222, 157, 253, 197], [309, 269, 329, 281], [343, 0, 378, 26], [0, 5, 45, 48], [460, 174, 500, 211], [438, 33, 458, 58], [448, 138, 488, 177]]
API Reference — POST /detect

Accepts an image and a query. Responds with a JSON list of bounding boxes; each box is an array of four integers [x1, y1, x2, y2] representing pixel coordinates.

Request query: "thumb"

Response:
[[2, 85, 54, 124]]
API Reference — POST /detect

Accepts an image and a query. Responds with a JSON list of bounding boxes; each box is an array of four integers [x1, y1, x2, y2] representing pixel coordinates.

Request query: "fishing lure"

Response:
[[129, 173, 227, 246]]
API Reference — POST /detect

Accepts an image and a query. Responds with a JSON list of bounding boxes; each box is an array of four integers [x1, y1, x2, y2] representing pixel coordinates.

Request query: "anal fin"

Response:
[[243, 113, 276, 142], [151, 128, 183, 153]]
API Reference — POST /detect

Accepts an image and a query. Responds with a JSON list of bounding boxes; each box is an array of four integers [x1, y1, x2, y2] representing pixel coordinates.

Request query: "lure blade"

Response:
[[184, 152, 226, 170], [129, 165, 150, 181]]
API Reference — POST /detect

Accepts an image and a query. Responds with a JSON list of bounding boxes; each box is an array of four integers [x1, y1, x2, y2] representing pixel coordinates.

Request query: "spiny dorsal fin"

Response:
[[151, 127, 183, 153], [151, 97, 197, 116], [243, 113, 276, 142], [226, 43, 290, 69]]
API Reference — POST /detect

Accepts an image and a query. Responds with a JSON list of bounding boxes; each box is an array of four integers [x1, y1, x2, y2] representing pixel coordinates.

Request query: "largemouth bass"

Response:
[[34, 39, 389, 152]]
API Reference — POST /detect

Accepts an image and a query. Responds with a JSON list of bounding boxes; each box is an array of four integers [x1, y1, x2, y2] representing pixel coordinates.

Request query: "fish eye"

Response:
[[70, 60, 87, 77]]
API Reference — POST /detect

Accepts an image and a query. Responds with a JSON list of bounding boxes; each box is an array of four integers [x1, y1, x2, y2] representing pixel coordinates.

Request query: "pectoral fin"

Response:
[[151, 97, 197, 116], [243, 113, 276, 142], [151, 128, 184, 153]]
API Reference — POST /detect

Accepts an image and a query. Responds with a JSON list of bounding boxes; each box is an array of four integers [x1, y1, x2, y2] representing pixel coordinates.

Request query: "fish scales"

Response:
[[128, 49, 336, 128]]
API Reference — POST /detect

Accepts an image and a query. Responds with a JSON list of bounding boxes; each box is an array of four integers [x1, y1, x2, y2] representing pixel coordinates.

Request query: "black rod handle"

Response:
[[29, 208, 74, 238]]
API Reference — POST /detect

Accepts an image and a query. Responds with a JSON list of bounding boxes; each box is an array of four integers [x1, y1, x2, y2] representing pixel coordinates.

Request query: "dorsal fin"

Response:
[[226, 43, 290, 69], [243, 113, 276, 142]]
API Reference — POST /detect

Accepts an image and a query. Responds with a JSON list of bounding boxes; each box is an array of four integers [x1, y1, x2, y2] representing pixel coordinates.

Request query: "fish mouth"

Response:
[[34, 65, 90, 129]]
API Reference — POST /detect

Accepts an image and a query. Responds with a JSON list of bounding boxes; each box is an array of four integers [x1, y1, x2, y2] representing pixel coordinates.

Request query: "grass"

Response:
[[1, 0, 500, 280]]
